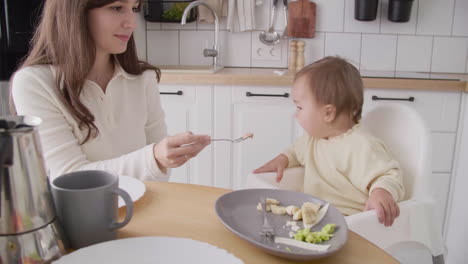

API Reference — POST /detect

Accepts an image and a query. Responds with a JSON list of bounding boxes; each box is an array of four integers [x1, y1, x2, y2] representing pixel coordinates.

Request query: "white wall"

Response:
[[140, 0, 468, 74]]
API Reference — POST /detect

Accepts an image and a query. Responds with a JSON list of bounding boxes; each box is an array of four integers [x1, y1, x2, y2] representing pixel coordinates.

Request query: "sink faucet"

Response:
[[181, 1, 219, 68]]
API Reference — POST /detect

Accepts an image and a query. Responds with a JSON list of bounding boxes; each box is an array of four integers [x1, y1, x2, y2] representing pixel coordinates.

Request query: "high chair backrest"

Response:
[[361, 103, 431, 201]]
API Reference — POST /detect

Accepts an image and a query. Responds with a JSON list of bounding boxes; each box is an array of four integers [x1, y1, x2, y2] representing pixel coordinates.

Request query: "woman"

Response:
[[11, 0, 210, 181]]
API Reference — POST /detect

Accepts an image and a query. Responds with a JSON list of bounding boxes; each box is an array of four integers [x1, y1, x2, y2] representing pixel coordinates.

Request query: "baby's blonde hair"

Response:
[[295, 56, 364, 123]]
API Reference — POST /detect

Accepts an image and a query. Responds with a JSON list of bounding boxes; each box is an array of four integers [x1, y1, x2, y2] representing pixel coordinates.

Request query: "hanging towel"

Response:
[[227, 0, 263, 32], [198, 0, 228, 23]]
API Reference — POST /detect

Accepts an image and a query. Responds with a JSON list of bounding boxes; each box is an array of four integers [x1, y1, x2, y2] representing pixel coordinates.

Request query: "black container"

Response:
[[355, 0, 379, 21], [388, 0, 414, 22], [0, 0, 44, 80], [143, 0, 197, 23]]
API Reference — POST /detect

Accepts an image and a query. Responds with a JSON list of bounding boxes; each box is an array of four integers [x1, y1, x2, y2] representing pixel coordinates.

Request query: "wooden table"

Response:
[[118, 182, 398, 264]]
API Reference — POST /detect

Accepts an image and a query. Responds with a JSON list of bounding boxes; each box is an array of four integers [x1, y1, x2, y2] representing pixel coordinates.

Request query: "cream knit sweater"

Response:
[[283, 124, 405, 216], [12, 64, 169, 181]]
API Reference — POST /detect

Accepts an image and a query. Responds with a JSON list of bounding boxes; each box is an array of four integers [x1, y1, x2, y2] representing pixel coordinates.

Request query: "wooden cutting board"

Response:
[[287, 0, 316, 38]]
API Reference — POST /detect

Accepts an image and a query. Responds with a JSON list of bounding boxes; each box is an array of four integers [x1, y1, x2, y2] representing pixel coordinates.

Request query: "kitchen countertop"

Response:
[[159, 67, 468, 92]]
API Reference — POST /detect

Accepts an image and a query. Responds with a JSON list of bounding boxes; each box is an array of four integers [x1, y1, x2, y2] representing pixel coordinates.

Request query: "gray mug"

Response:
[[51, 170, 133, 249]]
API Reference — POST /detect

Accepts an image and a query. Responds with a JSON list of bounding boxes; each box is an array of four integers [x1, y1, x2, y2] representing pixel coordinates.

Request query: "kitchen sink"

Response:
[[158, 65, 224, 74]]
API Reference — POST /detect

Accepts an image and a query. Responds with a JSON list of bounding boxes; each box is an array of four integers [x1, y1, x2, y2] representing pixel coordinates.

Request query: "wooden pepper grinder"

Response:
[[289, 40, 298, 71], [296, 41, 305, 71]]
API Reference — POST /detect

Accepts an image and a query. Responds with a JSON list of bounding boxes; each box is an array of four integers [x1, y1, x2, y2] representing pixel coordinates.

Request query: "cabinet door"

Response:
[[214, 85, 300, 190], [363, 89, 461, 132], [159, 84, 213, 185]]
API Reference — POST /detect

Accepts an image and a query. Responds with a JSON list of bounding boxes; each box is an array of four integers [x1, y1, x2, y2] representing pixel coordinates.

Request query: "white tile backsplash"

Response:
[[134, 13, 147, 60], [197, 17, 228, 30], [344, 0, 381, 33], [302, 32, 326, 65], [452, 0, 468, 37], [431, 37, 468, 73], [396, 35, 433, 72], [147, 31, 179, 66], [220, 31, 252, 67], [180, 31, 214, 66], [325, 33, 361, 68], [416, 0, 455, 36], [380, 0, 418, 35], [142, 1, 468, 73], [314, 0, 345, 32], [361, 34, 397, 71], [162, 21, 197, 30], [466, 54, 468, 73], [146, 22, 161, 30]]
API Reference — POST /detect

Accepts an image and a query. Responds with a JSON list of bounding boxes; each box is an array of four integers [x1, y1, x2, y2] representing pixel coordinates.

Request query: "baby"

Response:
[[253, 57, 405, 227]]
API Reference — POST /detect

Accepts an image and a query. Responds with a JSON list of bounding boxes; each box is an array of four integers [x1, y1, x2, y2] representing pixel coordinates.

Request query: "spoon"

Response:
[[211, 133, 254, 143], [259, 0, 280, 46]]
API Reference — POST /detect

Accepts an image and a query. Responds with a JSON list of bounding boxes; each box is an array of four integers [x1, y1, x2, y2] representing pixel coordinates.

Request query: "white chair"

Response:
[[245, 103, 445, 264]]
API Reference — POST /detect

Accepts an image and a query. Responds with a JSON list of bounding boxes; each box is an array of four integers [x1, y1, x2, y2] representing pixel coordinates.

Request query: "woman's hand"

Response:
[[252, 154, 289, 183], [364, 188, 400, 227], [153, 131, 211, 170]]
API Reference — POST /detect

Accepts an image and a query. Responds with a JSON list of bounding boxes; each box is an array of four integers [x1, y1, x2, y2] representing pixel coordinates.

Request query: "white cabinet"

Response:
[[158, 84, 213, 186], [160, 84, 462, 237], [363, 89, 461, 132], [213, 85, 301, 189]]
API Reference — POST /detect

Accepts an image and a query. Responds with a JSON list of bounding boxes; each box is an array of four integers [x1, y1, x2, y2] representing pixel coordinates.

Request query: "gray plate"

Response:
[[215, 189, 348, 261]]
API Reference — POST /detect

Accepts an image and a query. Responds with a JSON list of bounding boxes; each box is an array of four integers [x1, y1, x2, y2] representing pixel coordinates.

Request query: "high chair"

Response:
[[245, 103, 445, 264]]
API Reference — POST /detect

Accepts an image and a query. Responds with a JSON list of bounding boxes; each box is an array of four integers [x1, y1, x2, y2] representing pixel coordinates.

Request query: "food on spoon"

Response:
[[242, 133, 254, 139]]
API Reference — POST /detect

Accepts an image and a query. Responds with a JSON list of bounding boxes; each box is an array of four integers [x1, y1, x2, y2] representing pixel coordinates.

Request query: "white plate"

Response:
[[118, 176, 146, 208], [53, 237, 243, 264]]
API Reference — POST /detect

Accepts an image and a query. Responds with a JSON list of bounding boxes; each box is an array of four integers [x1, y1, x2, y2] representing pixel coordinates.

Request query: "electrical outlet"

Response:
[[251, 32, 288, 68]]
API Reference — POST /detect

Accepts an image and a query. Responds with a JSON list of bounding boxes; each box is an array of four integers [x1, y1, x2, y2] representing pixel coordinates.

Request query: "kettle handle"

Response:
[[0, 134, 14, 218]]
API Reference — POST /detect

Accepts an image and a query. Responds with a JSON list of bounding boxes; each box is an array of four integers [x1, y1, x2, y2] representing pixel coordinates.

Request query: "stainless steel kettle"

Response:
[[0, 116, 68, 263]]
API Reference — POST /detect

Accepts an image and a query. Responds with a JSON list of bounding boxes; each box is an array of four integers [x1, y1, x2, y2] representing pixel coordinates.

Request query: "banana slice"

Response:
[[270, 204, 287, 215], [293, 209, 302, 220], [266, 198, 280, 205], [285, 205, 300, 216], [301, 202, 318, 225]]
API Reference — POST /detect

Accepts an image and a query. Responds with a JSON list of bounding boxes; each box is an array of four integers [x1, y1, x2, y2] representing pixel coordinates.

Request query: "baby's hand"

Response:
[[364, 188, 400, 227], [252, 154, 289, 183]]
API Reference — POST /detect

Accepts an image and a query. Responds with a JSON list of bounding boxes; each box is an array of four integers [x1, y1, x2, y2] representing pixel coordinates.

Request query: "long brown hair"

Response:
[[295, 56, 364, 123], [12, 0, 160, 144]]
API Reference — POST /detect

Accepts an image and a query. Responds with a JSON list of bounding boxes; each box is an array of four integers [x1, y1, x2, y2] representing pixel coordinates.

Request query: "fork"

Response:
[[259, 197, 275, 238], [211, 133, 253, 143]]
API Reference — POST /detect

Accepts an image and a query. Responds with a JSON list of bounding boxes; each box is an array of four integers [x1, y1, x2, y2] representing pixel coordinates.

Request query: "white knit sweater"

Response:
[[12, 64, 169, 181]]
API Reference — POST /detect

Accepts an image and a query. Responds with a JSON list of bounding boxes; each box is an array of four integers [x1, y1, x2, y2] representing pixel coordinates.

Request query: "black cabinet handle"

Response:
[[372, 95, 414, 102], [246, 92, 289, 98], [160, 91, 183, 96]]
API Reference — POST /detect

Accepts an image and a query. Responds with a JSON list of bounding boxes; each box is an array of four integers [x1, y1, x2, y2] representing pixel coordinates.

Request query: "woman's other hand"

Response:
[[252, 154, 289, 183], [364, 188, 400, 227], [153, 131, 211, 170]]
